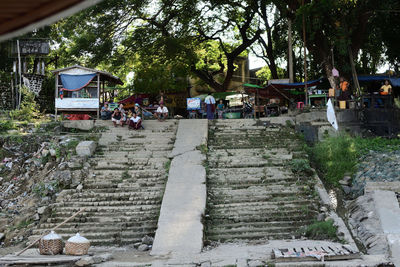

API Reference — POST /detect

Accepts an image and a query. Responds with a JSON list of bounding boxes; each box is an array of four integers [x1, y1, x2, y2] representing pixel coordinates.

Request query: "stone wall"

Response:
[[0, 83, 13, 110]]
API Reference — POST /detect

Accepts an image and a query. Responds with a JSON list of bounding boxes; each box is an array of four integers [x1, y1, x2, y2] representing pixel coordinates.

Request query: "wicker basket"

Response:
[[38, 231, 63, 255], [65, 233, 90, 255]]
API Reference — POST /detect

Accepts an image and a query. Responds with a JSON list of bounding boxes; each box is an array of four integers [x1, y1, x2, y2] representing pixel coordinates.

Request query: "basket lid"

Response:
[[67, 233, 89, 243], [42, 231, 62, 240]]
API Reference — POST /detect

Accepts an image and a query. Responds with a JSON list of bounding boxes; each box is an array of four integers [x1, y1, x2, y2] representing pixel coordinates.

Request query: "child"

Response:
[[111, 108, 123, 127], [216, 99, 225, 119]]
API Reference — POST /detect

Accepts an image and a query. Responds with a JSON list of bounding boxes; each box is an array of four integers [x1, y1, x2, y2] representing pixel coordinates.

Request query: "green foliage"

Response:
[[0, 120, 15, 133], [121, 170, 131, 180], [256, 65, 286, 83], [9, 87, 40, 122], [164, 159, 171, 174], [197, 144, 208, 155], [290, 158, 313, 176], [310, 134, 400, 186], [301, 219, 338, 241]]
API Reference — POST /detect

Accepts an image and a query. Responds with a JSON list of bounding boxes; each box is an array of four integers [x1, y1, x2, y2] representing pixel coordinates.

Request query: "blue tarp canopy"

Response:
[[269, 79, 323, 89], [60, 73, 96, 91], [357, 75, 400, 87]]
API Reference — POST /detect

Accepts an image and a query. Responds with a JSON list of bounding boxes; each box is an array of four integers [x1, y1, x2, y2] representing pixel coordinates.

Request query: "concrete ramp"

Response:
[[151, 120, 208, 257]]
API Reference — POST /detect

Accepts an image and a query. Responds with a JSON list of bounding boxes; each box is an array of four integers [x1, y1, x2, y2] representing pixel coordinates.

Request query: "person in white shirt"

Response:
[[155, 103, 168, 121], [204, 93, 216, 120], [128, 112, 142, 130]]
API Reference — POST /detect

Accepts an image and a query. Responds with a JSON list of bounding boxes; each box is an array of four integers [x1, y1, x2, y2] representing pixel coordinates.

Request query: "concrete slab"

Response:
[[151, 120, 208, 257], [170, 119, 208, 158]]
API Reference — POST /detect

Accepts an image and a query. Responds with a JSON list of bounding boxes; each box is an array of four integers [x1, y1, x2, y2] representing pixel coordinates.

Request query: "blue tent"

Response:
[[358, 75, 400, 87]]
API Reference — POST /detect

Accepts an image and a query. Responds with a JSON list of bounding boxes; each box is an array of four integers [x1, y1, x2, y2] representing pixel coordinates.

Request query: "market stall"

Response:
[[52, 65, 123, 119]]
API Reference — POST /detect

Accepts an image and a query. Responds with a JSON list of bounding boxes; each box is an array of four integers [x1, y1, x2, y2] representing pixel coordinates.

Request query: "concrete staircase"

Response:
[[205, 119, 319, 243], [32, 120, 177, 246]]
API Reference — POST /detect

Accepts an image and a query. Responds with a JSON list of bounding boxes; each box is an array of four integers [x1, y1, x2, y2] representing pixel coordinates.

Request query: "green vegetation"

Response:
[[301, 219, 338, 241], [9, 87, 40, 122], [197, 144, 208, 155], [290, 158, 313, 176], [121, 170, 131, 180], [309, 134, 400, 186], [0, 120, 16, 133], [164, 159, 172, 174]]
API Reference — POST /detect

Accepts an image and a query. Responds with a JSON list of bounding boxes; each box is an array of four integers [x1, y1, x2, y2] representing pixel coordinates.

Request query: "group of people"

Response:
[[338, 77, 393, 100], [204, 93, 227, 120], [101, 102, 169, 130]]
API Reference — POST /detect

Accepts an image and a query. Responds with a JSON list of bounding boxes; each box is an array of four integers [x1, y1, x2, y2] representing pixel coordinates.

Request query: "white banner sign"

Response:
[[55, 98, 99, 109]]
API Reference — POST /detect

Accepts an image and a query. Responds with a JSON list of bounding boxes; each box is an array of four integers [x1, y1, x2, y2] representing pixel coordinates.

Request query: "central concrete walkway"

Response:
[[151, 119, 208, 257]]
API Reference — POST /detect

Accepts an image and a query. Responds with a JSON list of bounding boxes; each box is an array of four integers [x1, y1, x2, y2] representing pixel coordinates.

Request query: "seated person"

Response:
[[100, 103, 112, 120], [155, 103, 168, 121], [380, 80, 392, 95], [118, 103, 127, 124], [111, 108, 124, 127], [129, 112, 142, 130], [216, 99, 225, 119], [134, 103, 142, 118]]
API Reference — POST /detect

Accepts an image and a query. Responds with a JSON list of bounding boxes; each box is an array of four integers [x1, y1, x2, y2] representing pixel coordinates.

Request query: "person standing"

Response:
[[339, 77, 350, 100], [216, 99, 225, 119], [204, 93, 216, 120]]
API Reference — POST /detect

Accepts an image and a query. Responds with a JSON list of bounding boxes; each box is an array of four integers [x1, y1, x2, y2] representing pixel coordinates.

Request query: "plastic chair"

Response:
[[297, 102, 304, 109]]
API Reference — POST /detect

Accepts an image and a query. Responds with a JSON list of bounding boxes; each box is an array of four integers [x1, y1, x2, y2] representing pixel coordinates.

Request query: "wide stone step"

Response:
[[207, 210, 317, 222], [46, 212, 159, 224], [208, 199, 314, 210], [206, 229, 300, 242], [38, 220, 158, 230], [52, 200, 161, 207], [34, 224, 156, 236]]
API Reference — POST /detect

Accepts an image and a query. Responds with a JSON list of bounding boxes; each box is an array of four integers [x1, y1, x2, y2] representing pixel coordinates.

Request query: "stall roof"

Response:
[[0, 0, 102, 42], [358, 75, 400, 87], [52, 65, 123, 85]]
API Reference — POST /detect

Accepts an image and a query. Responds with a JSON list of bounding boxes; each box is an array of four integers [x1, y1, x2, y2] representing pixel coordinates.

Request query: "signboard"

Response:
[[187, 98, 201, 110], [55, 98, 99, 109], [11, 39, 50, 56]]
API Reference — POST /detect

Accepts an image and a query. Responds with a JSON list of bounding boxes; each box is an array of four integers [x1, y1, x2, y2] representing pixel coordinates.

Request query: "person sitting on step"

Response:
[[155, 103, 168, 121], [129, 112, 142, 130], [111, 108, 124, 127]]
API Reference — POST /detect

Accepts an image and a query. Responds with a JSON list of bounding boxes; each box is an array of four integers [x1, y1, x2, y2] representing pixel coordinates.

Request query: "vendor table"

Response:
[[308, 94, 327, 106]]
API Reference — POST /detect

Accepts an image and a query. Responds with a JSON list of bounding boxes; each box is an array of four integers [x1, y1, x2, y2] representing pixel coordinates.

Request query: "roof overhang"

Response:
[[0, 0, 103, 43], [52, 65, 123, 85]]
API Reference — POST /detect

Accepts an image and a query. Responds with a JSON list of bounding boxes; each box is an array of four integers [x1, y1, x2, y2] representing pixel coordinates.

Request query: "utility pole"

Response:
[[302, 0, 308, 105], [288, 18, 294, 83]]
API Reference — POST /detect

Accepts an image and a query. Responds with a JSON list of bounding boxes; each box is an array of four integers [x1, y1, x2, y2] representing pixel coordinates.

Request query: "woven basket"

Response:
[[65, 241, 90, 255], [38, 239, 63, 255]]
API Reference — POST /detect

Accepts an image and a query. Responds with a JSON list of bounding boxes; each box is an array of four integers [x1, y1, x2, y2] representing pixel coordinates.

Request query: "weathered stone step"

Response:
[[206, 230, 300, 242], [46, 213, 158, 224], [207, 210, 317, 222], [209, 199, 314, 209], [52, 200, 160, 207], [33, 224, 156, 236], [38, 220, 157, 230], [91, 169, 165, 178]]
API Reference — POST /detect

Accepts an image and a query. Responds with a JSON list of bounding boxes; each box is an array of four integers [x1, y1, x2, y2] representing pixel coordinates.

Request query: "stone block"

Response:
[[63, 120, 94, 131], [76, 141, 97, 157]]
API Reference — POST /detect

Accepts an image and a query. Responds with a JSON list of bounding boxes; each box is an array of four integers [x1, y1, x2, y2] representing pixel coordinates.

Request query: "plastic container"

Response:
[[339, 100, 346, 109]]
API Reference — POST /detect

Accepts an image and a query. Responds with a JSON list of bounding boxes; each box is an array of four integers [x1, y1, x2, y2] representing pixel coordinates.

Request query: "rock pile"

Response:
[[350, 149, 400, 197], [0, 127, 97, 247]]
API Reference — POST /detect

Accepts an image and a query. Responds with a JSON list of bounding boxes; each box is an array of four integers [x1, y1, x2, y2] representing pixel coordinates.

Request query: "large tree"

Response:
[[274, 0, 397, 90], [50, 0, 264, 92]]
